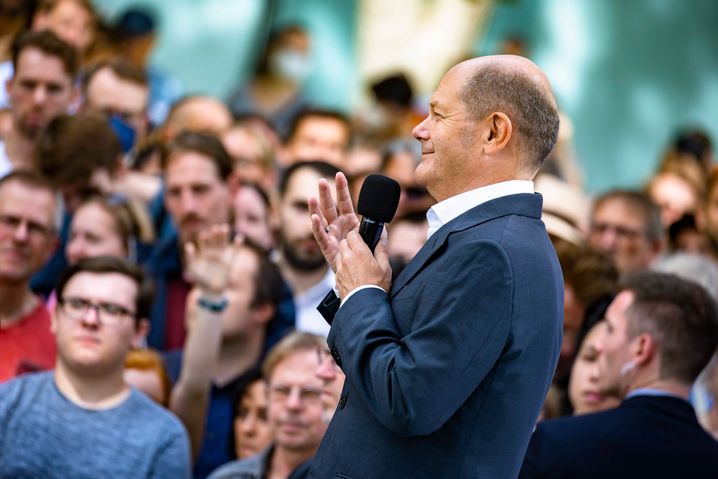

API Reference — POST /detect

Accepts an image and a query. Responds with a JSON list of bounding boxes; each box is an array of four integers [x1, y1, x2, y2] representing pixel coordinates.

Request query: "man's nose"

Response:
[[412, 116, 430, 141], [32, 86, 47, 105], [12, 221, 29, 242], [593, 227, 618, 250], [240, 415, 257, 434], [286, 388, 303, 410], [80, 305, 101, 327], [180, 190, 198, 214], [315, 360, 336, 381]]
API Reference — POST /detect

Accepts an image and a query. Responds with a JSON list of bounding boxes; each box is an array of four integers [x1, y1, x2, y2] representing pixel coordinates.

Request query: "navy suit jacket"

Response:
[[310, 193, 563, 479], [520, 394, 718, 479]]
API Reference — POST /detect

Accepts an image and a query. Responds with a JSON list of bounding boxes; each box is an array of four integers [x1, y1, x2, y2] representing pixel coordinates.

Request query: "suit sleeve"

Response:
[[317, 289, 340, 325], [328, 239, 513, 437]]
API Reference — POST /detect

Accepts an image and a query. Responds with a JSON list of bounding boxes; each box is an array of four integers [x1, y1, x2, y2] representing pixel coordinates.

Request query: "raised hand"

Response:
[[183, 224, 239, 296], [309, 172, 360, 273], [335, 230, 392, 299]]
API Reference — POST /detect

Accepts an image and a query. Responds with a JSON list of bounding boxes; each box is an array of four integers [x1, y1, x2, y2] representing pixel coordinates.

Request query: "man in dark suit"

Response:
[[520, 271, 718, 479], [306, 56, 563, 478]]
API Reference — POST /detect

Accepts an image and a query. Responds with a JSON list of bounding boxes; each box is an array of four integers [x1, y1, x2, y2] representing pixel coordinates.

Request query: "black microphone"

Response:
[[357, 174, 401, 253]]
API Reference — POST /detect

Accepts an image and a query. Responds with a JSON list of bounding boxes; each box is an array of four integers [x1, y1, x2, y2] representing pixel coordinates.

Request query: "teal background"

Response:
[[95, 0, 718, 193]]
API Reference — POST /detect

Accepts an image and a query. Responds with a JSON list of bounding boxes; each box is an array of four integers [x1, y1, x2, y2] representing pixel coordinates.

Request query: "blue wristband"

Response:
[[197, 295, 228, 313]]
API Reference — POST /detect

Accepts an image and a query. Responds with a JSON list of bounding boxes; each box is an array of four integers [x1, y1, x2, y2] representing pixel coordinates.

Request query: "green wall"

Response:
[[97, 0, 718, 192], [480, 0, 718, 192]]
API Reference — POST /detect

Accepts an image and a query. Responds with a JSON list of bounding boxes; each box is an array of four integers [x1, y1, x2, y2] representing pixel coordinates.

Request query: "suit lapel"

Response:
[[389, 193, 543, 298]]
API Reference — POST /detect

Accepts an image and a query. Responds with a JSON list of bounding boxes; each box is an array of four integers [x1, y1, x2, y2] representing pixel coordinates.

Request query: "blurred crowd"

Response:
[[1, 1, 717, 478]]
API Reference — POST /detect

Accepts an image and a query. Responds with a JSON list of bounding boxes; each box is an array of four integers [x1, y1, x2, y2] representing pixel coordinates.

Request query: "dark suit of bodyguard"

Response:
[[307, 56, 564, 478]]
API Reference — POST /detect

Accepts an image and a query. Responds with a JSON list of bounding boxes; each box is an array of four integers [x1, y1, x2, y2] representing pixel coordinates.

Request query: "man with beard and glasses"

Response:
[[276, 161, 341, 336]]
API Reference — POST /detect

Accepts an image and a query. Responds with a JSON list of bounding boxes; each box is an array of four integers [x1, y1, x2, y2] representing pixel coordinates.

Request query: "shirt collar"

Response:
[[625, 388, 687, 401], [426, 180, 534, 239]]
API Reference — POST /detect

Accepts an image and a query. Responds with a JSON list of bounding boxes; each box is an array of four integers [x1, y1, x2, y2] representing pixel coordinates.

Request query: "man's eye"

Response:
[[100, 303, 127, 316]]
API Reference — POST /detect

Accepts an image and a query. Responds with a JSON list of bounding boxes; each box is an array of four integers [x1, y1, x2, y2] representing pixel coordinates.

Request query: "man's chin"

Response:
[[283, 246, 326, 272]]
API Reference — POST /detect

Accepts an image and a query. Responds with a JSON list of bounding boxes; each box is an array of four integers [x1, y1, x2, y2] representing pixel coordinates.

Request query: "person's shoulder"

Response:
[[0, 372, 54, 415], [126, 388, 186, 436], [534, 408, 621, 443], [207, 451, 265, 479], [0, 371, 52, 395]]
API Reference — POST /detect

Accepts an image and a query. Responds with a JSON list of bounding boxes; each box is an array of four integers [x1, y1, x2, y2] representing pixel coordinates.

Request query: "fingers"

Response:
[[338, 236, 351, 258], [335, 173, 356, 217], [311, 213, 332, 252], [196, 224, 230, 250], [345, 230, 364, 250], [345, 230, 372, 260], [373, 233, 391, 269], [184, 241, 196, 264], [318, 178, 339, 223]]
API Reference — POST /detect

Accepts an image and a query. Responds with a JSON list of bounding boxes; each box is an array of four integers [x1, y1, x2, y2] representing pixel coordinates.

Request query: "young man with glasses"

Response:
[[0, 171, 58, 381], [0, 256, 191, 478]]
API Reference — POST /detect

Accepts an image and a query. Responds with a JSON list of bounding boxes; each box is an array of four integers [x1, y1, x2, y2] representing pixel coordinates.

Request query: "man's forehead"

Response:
[[286, 168, 335, 197], [0, 182, 56, 217], [65, 271, 137, 297], [594, 199, 647, 224], [16, 47, 71, 79], [607, 290, 634, 320], [270, 349, 323, 383], [166, 151, 222, 181]]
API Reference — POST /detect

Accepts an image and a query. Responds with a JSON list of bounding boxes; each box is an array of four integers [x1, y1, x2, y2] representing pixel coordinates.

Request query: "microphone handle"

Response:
[[359, 218, 384, 253]]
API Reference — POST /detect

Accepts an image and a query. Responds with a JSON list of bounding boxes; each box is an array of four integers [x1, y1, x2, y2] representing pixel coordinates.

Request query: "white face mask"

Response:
[[270, 49, 310, 83], [360, 104, 391, 130], [619, 360, 636, 378]]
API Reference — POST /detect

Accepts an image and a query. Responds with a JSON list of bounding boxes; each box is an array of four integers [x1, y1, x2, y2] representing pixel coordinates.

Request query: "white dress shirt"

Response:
[[342, 180, 535, 305]]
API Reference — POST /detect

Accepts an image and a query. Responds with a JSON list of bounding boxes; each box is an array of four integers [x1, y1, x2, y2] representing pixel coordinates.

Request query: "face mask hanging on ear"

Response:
[[619, 360, 637, 378], [109, 114, 137, 154], [270, 49, 311, 83]]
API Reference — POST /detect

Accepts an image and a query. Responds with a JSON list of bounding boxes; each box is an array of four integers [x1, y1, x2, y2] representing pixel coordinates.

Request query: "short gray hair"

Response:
[[461, 64, 559, 173]]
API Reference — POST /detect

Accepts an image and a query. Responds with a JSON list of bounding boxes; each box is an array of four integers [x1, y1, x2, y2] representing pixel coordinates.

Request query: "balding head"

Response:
[[163, 95, 232, 139], [458, 55, 559, 174]]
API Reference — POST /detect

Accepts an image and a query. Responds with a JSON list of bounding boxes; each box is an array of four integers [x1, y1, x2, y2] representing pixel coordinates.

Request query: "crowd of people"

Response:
[[1, 1, 718, 478]]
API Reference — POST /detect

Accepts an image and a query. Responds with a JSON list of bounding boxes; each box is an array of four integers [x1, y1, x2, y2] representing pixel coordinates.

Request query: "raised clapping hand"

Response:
[[184, 224, 240, 298], [310, 173, 391, 299], [309, 172, 360, 273]]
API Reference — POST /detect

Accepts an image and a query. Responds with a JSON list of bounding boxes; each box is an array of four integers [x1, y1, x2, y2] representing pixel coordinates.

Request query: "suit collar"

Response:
[[620, 394, 697, 420], [389, 193, 543, 298]]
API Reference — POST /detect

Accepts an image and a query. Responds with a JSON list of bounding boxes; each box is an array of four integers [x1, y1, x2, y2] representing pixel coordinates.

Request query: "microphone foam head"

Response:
[[357, 174, 401, 223]]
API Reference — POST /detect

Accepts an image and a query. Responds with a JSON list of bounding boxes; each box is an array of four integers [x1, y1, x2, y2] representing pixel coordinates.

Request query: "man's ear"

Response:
[[251, 302, 275, 326], [69, 84, 80, 110], [227, 172, 241, 198], [633, 332, 655, 367], [50, 307, 59, 334], [5, 76, 13, 98], [483, 112, 513, 155], [132, 319, 150, 348]]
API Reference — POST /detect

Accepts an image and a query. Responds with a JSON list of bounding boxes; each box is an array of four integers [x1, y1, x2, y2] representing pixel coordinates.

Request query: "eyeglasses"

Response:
[[269, 384, 323, 406], [0, 214, 54, 241], [59, 296, 135, 326], [589, 222, 646, 241]]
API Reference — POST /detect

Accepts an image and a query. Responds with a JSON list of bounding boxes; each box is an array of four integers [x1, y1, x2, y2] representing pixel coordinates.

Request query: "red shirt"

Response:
[[165, 277, 191, 350], [0, 302, 56, 382]]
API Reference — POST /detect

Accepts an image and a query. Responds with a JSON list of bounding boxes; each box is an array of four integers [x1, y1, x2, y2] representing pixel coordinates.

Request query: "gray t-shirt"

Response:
[[0, 371, 191, 479]]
